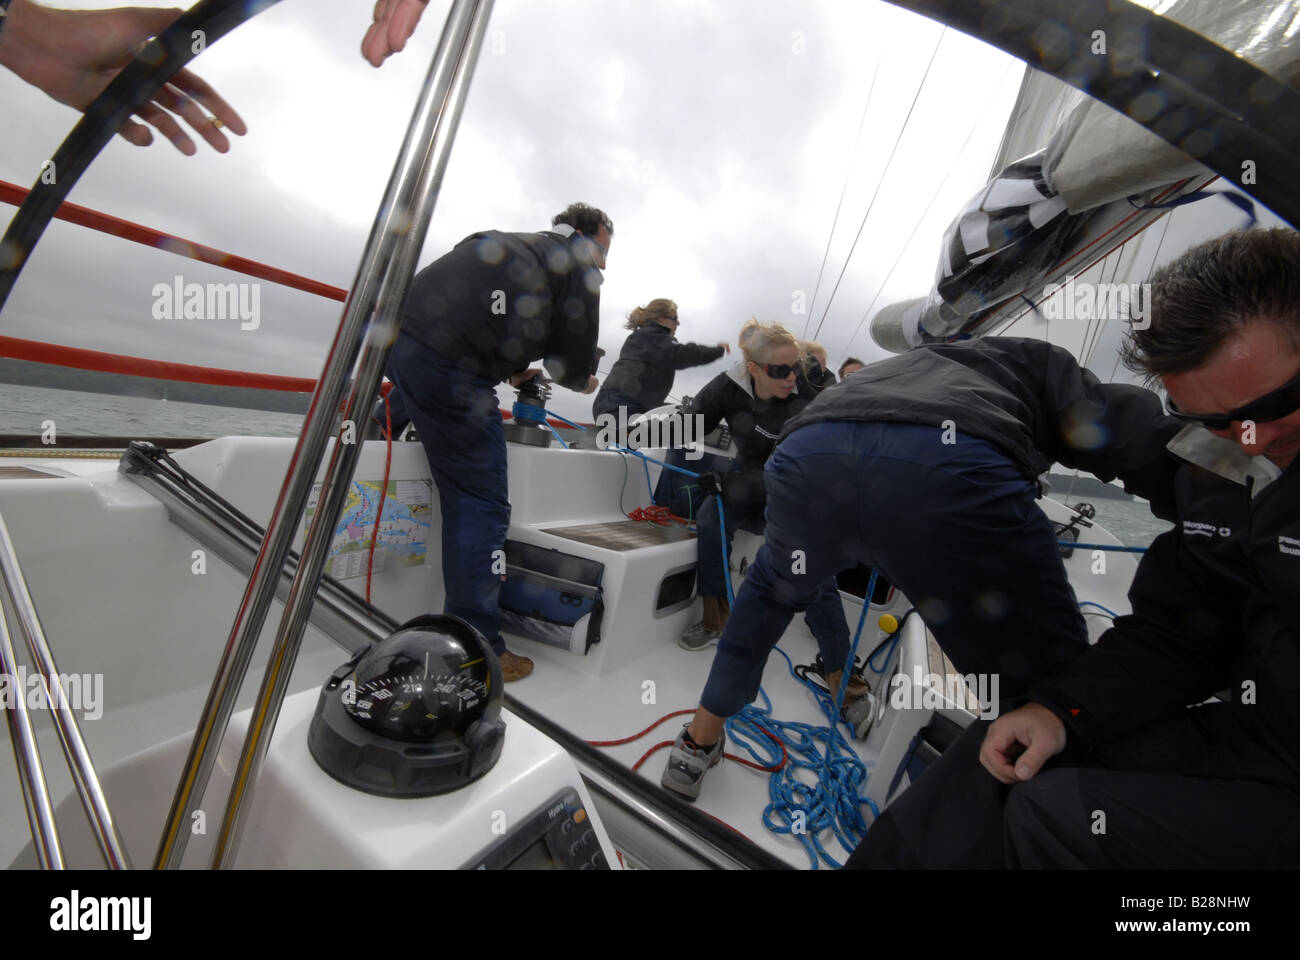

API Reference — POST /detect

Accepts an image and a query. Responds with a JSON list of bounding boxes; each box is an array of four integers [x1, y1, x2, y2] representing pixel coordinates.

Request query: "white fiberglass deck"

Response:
[[0, 438, 1138, 869]]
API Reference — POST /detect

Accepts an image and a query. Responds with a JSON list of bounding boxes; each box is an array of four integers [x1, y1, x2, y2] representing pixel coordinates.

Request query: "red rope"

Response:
[[626, 505, 692, 527], [365, 392, 394, 603], [591, 710, 788, 775], [587, 709, 695, 747]]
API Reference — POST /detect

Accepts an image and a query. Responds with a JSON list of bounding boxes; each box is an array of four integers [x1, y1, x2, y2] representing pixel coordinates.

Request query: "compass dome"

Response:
[[308, 615, 506, 797]]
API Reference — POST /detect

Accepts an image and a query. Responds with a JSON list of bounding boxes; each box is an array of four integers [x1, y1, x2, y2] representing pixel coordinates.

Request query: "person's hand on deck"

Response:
[[361, 0, 429, 67], [0, 1, 246, 155], [979, 702, 1067, 783]]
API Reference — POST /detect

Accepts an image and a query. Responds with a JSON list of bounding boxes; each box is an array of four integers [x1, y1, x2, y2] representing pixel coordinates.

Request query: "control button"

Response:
[[561, 820, 574, 834], [591, 851, 607, 868], [574, 809, 587, 825]]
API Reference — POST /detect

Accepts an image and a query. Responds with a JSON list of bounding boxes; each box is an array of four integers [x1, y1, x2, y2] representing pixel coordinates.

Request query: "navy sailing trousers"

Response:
[[846, 706, 1300, 868], [694, 474, 765, 601], [384, 333, 510, 655], [698, 420, 1088, 717]]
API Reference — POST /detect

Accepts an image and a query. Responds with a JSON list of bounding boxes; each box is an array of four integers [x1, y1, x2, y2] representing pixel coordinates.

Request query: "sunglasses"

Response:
[[1165, 367, 1300, 430], [758, 362, 796, 380]]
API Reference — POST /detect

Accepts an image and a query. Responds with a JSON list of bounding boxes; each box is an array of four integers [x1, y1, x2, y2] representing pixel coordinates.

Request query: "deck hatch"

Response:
[[541, 521, 694, 551]]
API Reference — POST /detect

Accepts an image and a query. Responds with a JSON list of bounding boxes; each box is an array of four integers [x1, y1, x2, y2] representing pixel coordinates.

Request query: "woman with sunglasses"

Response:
[[677, 321, 852, 661], [591, 299, 729, 422]]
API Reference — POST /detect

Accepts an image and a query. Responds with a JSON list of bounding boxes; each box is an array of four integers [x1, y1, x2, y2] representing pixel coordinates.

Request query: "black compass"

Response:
[[309, 615, 506, 797]]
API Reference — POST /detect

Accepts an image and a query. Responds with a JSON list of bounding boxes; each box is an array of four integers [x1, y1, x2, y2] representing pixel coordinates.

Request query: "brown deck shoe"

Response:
[[498, 649, 534, 682]]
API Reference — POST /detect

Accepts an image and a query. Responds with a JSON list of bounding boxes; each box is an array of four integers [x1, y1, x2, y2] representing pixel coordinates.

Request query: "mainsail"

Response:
[[870, 0, 1300, 373]]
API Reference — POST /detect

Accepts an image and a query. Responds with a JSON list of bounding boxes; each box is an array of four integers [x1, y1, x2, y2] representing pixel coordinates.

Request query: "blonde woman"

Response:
[[678, 320, 810, 652], [592, 299, 728, 421]]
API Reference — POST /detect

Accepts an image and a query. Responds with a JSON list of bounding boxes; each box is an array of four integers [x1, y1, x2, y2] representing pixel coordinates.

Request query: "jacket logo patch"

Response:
[[1181, 521, 1226, 538], [1280, 535, 1300, 557]]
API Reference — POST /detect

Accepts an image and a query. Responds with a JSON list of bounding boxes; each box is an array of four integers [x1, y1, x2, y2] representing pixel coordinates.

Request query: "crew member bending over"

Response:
[[663, 332, 1180, 801], [664, 321, 860, 798]]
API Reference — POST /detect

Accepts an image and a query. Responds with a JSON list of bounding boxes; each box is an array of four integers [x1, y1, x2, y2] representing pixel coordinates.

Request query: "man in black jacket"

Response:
[[848, 226, 1300, 868], [379, 203, 610, 683]]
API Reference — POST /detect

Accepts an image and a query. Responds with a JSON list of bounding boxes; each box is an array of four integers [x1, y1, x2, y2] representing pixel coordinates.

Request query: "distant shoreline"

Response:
[[1044, 472, 1132, 501]]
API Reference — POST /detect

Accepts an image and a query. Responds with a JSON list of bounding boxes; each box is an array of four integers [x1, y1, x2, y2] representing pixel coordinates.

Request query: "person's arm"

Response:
[[0, 1, 245, 154], [1028, 527, 1244, 752], [983, 525, 1244, 783], [361, 0, 429, 66], [543, 262, 601, 393], [1035, 342, 1182, 521], [682, 374, 728, 435], [671, 340, 728, 369]]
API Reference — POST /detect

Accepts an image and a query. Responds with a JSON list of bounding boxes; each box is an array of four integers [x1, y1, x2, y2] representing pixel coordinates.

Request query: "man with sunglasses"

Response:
[[848, 227, 1300, 868]]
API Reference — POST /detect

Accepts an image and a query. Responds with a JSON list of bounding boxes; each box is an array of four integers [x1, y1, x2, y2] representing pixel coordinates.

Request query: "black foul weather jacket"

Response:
[[686, 362, 809, 502], [1032, 431, 1300, 793], [398, 227, 602, 391], [596, 323, 725, 412], [781, 336, 1182, 518]]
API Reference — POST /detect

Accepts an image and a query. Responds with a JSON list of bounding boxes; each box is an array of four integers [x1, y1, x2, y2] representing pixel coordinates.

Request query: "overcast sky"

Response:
[[0, 0, 1042, 420], [6, 0, 1280, 429]]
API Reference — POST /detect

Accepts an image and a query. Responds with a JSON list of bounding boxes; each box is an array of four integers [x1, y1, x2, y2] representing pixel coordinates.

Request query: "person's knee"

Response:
[[1003, 769, 1092, 867]]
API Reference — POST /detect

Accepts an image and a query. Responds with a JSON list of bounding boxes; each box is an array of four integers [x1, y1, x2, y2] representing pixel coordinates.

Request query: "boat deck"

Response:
[[0, 439, 1139, 869]]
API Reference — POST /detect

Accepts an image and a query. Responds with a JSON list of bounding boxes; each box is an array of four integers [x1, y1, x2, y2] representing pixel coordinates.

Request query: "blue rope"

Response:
[[511, 401, 548, 423], [830, 568, 878, 724], [1060, 541, 1147, 553], [543, 409, 588, 432], [726, 649, 881, 869], [543, 421, 569, 448], [869, 631, 900, 674], [615, 447, 701, 479], [1079, 600, 1120, 618], [716, 495, 735, 608]]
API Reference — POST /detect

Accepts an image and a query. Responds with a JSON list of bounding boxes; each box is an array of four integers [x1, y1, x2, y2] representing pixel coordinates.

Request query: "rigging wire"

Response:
[[810, 26, 948, 343], [803, 59, 882, 336], [837, 58, 1016, 359]]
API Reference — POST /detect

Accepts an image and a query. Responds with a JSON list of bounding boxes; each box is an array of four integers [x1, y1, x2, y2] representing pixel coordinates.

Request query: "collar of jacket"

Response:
[[724, 359, 799, 400], [1168, 424, 1282, 497], [546, 223, 603, 278]]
